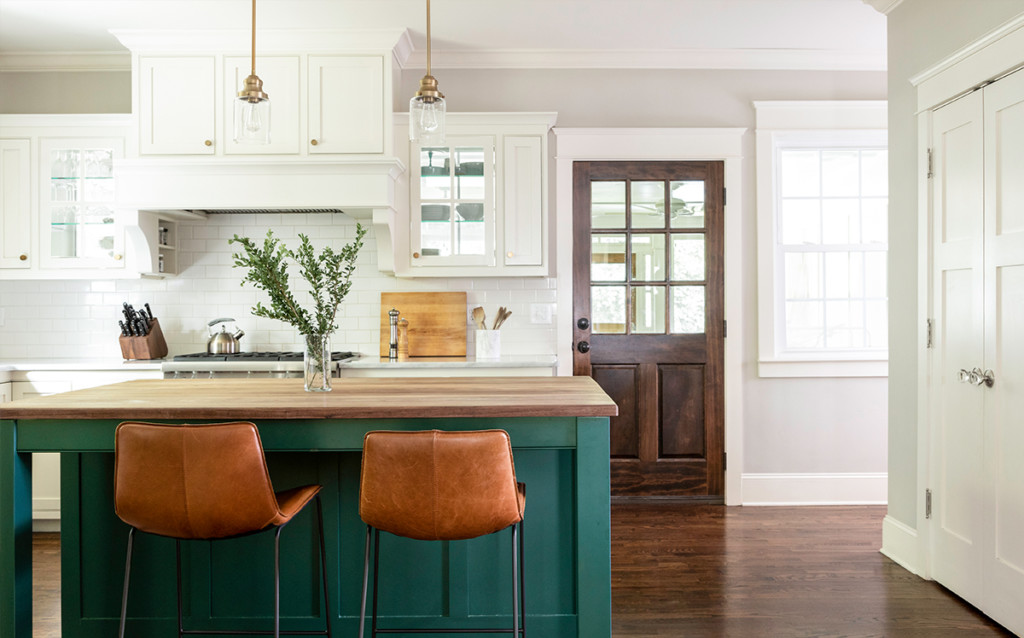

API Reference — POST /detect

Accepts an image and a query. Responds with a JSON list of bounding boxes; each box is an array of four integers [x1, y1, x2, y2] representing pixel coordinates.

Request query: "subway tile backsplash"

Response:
[[0, 214, 557, 359]]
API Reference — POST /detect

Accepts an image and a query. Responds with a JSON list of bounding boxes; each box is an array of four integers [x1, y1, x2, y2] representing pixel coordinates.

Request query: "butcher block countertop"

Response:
[[0, 376, 618, 420]]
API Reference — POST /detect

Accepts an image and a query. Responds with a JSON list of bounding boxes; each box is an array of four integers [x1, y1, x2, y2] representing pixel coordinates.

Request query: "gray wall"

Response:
[[0, 71, 130, 113], [886, 0, 1024, 526]]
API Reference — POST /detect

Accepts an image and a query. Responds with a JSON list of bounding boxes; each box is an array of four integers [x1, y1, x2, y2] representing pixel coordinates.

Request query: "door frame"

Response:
[[910, 13, 1024, 581], [553, 128, 745, 505]]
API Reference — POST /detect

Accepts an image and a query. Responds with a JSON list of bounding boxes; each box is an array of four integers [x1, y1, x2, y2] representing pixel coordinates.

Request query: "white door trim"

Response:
[[553, 127, 746, 505]]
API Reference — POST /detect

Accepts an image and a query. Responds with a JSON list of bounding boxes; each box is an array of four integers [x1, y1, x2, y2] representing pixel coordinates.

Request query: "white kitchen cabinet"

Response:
[[397, 113, 556, 277], [139, 56, 217, 155], [0, 139, 31, 270], [0, 116, 137, 279], [308, 55, 385, 154], [224, 55, 302, 155]]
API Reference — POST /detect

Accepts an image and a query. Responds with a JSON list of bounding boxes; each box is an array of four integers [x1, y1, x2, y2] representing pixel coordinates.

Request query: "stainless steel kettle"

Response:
[[207, 318, 245, 354]]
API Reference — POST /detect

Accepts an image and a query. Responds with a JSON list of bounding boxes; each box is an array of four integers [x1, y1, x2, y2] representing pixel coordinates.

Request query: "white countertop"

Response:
[[0, 359, 165, 372]]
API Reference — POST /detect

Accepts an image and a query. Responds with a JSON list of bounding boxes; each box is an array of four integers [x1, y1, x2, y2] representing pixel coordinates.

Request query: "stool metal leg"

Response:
[[176, 539, 184, 638], [118, 527, 136, 638], [358, 525, 372, 638], [519, 519, 526, 636], [512, 524, 519, 637], [371, 528, 381, 638]]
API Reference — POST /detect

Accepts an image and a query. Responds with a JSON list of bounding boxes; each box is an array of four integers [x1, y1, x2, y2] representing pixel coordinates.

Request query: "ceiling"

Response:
[[0, 0, 886, 71]]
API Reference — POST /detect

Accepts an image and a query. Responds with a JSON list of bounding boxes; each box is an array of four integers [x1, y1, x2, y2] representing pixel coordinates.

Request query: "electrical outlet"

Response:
[[530, 303, 552, 324]]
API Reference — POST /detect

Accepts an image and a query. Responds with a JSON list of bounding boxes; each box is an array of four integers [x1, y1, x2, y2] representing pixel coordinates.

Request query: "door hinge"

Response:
[[723, 319, 727, 338], [927, 148, 934, 179], [926, 318, 934, 349], [723, 187, 727, 206], [925, 488, 933, 519], [723, 452, 727, 470]]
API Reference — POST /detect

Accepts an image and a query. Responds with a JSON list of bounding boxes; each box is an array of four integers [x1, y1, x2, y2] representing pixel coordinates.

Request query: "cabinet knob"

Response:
[[204, 140, 213, 147], [507, 251, 514, 258], [413, 251, 420, 259], [113, 253, 123, 261], [19, 253, 27, 261], [310, 139, 319, 146]]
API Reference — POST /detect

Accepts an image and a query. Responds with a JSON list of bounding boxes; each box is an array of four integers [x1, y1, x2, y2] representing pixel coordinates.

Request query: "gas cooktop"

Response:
[[173, 351, 355, 362]]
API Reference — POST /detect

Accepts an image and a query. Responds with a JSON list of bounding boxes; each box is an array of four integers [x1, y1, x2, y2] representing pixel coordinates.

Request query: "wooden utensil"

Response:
[[472, 306, 486, 330], [494, 308, 512, 330]]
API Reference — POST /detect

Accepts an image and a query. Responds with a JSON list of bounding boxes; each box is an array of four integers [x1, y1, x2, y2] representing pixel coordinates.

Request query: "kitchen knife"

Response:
[[119, 320, 128, 336], [145, 303, 154, 321]]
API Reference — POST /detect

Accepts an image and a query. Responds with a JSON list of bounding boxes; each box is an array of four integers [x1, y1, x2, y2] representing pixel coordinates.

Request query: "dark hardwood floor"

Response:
[[33, 505, 1011, 637]]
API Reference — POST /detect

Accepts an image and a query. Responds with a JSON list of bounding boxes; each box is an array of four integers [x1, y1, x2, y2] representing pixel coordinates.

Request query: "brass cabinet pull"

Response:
[[507, 251, 514, 258], [113, 253, 123, 261], [204, 140, 213, 147], [310, 139, 319, 146], [19, 253, 28, 261], [412, 251, 420, 259]]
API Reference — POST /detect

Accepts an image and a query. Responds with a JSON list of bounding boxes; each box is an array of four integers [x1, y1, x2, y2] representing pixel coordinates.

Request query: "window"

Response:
[[755, 102, 888, 377]]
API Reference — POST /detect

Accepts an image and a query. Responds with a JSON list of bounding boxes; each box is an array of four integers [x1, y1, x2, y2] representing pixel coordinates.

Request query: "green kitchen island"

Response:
[[0, 376, 616, 638]]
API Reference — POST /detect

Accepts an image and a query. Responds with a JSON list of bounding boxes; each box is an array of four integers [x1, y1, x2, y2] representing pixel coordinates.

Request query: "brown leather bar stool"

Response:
[[113, 421, 332, 638], [358, 429, 526, 637]]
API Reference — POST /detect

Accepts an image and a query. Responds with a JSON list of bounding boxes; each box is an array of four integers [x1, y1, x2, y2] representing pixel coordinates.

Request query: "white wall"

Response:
[[885, 0, 1024, 528]]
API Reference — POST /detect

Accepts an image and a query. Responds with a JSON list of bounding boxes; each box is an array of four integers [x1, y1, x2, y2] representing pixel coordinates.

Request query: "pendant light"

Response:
[[409, 0, 446, 144], [234, 0, 270, 144]]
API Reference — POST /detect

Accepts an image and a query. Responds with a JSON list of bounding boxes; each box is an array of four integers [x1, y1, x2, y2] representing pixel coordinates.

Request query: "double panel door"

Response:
[[573, 161, 724, 499]]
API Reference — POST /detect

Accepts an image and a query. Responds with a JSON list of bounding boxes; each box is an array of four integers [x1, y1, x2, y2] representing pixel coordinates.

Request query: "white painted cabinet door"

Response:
[[223, 55, 301, 155], [981, 68, 1024, 634], [139, 56, 216, 155], [502, 135, 544, 267], [930, 88, 986, 606], [0, 139, 31, 269], [308, 55, 384, 154]]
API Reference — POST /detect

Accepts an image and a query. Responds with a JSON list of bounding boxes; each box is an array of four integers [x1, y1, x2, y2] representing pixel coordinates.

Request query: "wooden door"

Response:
[[573, 161, 724, 499]]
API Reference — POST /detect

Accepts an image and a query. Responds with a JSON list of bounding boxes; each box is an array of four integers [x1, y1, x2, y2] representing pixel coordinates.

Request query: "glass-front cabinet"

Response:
[[38, 137, 125, 270], [411, 135, 496, 267]]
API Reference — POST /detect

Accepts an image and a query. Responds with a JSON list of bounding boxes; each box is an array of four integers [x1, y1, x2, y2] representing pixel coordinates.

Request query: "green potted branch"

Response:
[[229, 223, 366, 392]]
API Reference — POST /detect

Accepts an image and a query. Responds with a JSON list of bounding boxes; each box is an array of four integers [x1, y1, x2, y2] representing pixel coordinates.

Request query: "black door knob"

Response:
[[577, 341, 590, 354], [577, 317, 590, 330]]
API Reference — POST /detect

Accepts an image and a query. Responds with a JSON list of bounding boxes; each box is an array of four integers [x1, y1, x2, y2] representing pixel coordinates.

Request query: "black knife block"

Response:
[[119, 319, 169, 360]]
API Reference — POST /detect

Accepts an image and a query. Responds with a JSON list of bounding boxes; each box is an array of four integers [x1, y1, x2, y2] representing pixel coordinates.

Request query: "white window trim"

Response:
[[755, 101, 888, 378]]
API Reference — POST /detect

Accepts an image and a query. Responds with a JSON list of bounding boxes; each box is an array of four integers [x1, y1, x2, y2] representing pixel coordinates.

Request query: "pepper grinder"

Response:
[[388, 308, 400, 360]]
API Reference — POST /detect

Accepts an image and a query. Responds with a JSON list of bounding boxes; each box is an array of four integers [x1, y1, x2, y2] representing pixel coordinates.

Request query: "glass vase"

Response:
[[303, 333, 332, 392]]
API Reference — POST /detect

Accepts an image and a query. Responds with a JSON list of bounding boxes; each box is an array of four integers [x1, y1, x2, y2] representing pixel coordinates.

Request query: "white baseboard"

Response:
[[33, 497, 60, 532], [741, 472, 888, 505], [881, 514, 921, 576]]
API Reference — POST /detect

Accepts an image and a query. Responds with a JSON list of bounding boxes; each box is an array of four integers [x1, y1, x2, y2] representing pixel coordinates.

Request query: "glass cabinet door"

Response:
[[411, 135, 495, 267], [39, 137, 125, 269]]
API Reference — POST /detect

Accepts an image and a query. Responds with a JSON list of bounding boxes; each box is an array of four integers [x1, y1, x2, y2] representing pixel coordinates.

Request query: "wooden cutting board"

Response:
[[379, 292, 467, 357]]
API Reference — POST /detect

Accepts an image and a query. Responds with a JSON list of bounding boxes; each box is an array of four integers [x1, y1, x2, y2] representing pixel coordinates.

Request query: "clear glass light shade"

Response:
[[409, 95, 446, 145], [233, 97, 271, 144]]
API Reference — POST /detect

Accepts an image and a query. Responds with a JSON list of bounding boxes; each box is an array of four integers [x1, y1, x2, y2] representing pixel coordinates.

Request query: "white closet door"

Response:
[[930, 89, 986, 605], [982, 67, 1024, 633]]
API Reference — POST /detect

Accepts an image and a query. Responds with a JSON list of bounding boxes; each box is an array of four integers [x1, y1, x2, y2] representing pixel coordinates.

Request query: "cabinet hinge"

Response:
[[927, 148, 934, 179], [926, 318, 934, 349], [925, 488, 933, 519], [723, 187, 727, 206]]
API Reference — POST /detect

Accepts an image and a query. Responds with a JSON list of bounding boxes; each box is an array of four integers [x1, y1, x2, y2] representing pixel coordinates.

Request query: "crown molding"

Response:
[[0, 52, 129, 72], [403, 47, 885, 71], [861, 0, 904, 15]]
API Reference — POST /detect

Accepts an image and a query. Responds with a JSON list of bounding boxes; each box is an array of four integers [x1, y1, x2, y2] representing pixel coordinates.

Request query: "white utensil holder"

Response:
[[475, 329, 501, 359]]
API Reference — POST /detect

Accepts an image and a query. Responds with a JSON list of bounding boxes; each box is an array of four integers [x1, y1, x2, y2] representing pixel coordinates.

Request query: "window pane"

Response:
[[780, 150, 820, 197], [821, 151, 860, 197], [865, 299, 888, 348], [785, 301, 824, 348], [784, 252, 823, 300], [455, 218, 486, 255], [592, 286, 626, 334], [420, 211, 451, 257], [631, 181, 665, 229], [592, 182, 625, 229], [592, 234, 626, 282], [631, 286, 665, 333], [671, 234, 705, 281], [671, 286, 705, 333], [454, 147, 486, 199], [780, 199, 821, 244], [420, 147, 451, 199], [865, 251, 887, 298], [670, 180, 705, 229], [822, 198, 860, 244], [83, 149, 113, 178], [862, 198, 888, 244], [861, 149, 888, 197], [631, 234, 666, 282], [825, 300, 865, 348], [824, 251, 865, 299]]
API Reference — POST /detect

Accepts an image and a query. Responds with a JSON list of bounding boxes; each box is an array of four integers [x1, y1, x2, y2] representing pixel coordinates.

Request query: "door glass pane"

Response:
[[631, 234, 665, 282], [49, 148, 116, 260], [592, 234, 626, 282], [670, 180, 705, 229], [420, 205, 451, 257], [592, 181, 625, 229], [631, 181, 664, 229], [420, 147, 450, 199], [454, 147, 485, 199], [671, 234, 705, 281], [671, 286, 705, 333], [455, 217, 485, 255], [631, 286, 665, 333], [592, 286, 626, 334]]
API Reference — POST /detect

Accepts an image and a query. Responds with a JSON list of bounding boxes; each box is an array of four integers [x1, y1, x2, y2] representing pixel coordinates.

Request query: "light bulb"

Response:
[[233, 96, 270, 144], [410, 95, 446, 144], [418, 104, 440, 133], [243, 101, 262, 134]]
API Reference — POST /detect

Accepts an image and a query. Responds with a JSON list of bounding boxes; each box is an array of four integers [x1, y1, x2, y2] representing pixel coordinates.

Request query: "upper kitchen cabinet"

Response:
[[115, 31, 400, 159], [392, 113, 556, 277], [0, 115, 139, 279]]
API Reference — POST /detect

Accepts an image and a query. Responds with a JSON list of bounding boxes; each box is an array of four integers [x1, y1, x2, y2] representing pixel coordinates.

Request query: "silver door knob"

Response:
[[972, 367, 995, 387]]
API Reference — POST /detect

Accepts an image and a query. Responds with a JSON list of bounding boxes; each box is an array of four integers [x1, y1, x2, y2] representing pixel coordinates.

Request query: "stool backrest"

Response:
[[114, 421, 282, 539], [359, 429, 523, 541]]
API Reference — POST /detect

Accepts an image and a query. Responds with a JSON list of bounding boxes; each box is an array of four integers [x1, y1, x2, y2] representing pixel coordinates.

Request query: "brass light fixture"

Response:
[[409, 0, 445, 144], [234, 0, 270, 144]]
